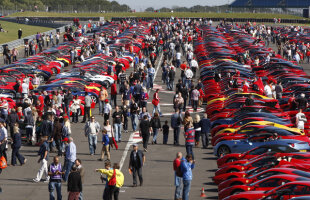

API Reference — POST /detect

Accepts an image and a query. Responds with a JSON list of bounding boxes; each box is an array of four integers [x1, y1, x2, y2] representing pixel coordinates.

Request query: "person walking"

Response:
[[112, 106, 123, 143], [75, 159, 85, 200], [84, 116, 101, 155], [152, 89, 162, 116], [130, 98, 139, 131], [52, 117, 63, 157], [296, 109, 307, 131], [99, 129, 110, 162], [64, 90, 73, 118], [82, 92, 92, 123], [150, 113, 161, 144], [99, 87, 108, 116], [71, 95, 81, 123], [181, 154, 195, 200], [139, 115, 152, 152], [11, 124, 26, 166], [96, 163, 124, 200], [193, 114, 201, 147], [33, 135, 50, 182], [111, 83, 117, 108], [63, 137, 77, 182], [67, 165, 82, 200], [103, 99, 112, 122], [173, 152, 183, 200], [184, 124, 195, 160], [171, 109, 183, 146], [48, 156, 64, 200], [191, 87, 200, 111], [128, 144, 145, 187], [162, 120, 170, 144], [199, 114, 211, 149], [18, 28, 22, 39]]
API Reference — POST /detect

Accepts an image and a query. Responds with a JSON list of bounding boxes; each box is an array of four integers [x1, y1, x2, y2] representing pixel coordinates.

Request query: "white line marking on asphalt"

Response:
[[119, 53, 163, 174]]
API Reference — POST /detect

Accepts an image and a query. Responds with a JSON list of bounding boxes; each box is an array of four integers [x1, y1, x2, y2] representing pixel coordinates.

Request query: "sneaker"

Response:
[[43, 179, 49, 183], [33, 179, 39, 183], [144, 148, 148, 152], [98, 158, 103, 161]]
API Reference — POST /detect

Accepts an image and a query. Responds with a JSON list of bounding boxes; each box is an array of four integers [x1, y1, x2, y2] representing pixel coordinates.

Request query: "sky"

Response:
[[114, 0, 230, 11]]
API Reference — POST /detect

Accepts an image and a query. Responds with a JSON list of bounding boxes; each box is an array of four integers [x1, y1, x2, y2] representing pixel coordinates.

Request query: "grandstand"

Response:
[[231, 0, 310, 8]]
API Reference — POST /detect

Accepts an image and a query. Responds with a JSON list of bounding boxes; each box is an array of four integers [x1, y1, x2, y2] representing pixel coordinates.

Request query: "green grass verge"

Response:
[[8, 11, 306, 20], [0, 20, 52, 44]]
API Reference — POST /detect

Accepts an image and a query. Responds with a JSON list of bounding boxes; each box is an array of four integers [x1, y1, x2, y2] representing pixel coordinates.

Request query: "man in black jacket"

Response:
[[7, 108, 19, 137], [168, 67, 176, 91], [68, 166, 82, 199], [129, 144, 145, 187], [181, 85, 189, 112], [139, 115, 152, 152]]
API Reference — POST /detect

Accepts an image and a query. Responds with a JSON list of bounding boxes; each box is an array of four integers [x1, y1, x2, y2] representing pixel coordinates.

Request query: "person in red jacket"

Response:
[[111, 83, 117, 108], [173, 152, 183, 200], [152, 89, 162, 116]]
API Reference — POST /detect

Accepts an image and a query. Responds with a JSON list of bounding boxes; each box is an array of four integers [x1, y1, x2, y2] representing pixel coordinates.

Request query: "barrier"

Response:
[[0, 25, 68, 52]]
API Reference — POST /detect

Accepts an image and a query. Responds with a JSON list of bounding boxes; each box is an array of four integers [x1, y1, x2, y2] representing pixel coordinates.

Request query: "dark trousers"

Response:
[[132, 167, 143, 185], [123, 117, 128, 131], [113, 187, 120, 200], [83, 107, 91, 122], [11, 147, 25, 165], [107, 185, 115, 200], [192, 100, 198, 111], [173, 127, 180, 145], [0, 142, 7, 162], [185, 145, 194, 160], [111, 95, 117, 108], [72, 112, 78, 123], [163, 133, 169, 144], [142, 134, 150, 150], [201, 132, 209, 148], [183, 98, 187, 111]]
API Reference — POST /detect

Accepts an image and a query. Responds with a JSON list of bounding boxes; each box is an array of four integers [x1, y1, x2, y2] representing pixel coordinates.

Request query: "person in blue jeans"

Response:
[[84, 116, 101, 155], [48, 156, 64, 200], [112, 106, 123, 142], [63, 137, 76, 182], [180, 154, 195, 200], [150, 112, 161, 144]]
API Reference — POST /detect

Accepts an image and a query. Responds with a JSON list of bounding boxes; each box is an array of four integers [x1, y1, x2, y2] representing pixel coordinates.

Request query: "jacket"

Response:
[[97, 169, 124, 188], [52, 121, 62, 140], [129, 150, 144, 169], [171, 113, 183, 128], [180, 158, 195, 181], [84, 121, 100, 136], [8, 111, 19, 127], [199, 118, 211, 134], [102, 134, 109, 146], [150, 117, 161, 129], [41, 120, 53, 137], [184, 128, 195, 145], [12, 132, 22, 148], [67, 171, 82, 192]]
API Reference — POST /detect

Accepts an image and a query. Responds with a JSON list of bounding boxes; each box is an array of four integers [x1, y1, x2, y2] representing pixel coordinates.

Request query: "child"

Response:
[[162, 120, 169, 144]]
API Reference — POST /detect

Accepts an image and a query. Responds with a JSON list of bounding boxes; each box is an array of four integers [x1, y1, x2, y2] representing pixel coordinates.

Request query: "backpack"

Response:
[[176, 115, 182, 126], [108, 170, 117, 186]]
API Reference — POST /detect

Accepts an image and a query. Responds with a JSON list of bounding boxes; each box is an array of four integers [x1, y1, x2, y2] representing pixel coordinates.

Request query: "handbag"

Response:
[[0, 156, 7, 169], [108, 169, 117, 186]]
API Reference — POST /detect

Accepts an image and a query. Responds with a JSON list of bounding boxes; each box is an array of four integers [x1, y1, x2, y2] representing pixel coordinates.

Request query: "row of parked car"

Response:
[[0, 21, 152, 113], [195, 25, 310, 200]]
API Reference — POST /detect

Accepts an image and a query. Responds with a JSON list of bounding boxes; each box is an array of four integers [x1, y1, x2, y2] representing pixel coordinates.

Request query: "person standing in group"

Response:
[[111, 82, 117, 108], [67, 165, 82, 200], [296, 109, 307, 131], [0, 121, 8, 162], [99, 129, 110, 162], [11, 124, 26, 166], [96, 163, 124, 200], [162, 120, 170, 144], [139, 115, 152, 152], [199, 113, 211, 149], [128, 144, 145, 187], [184, 123, 195, 160], [168, 66, 176, 91], [193, 114, 201, 147], [75, 159, 85, 200], [148, 64, 155, 89], [33, 135, 50, 183], [71, 95, 81, 123], [173, 152, 183, 200], [63, 137, 77, 182], [84, 116, 101, 155], [150, 112, 161, 145], [64, 90, 73, 118], [152, 89, 162, 116], [82, 92, 92, 123], [191, 87, 200, 111], [181, 154, 195, 200], [171, 109, 183, 146], [112, 106, 123, 143], [99, 87, 108, 116], [130, 98, 139, 132], [48, 156, 64, 200]]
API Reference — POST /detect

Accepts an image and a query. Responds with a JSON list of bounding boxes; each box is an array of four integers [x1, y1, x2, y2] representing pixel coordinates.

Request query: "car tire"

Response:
[[52, 68, 58, 75], [104, 80, 110, 88], [90, 95, 97, 104], [217, 145, 231, 157]]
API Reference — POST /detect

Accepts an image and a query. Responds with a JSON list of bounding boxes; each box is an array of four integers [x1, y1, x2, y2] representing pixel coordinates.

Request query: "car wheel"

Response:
[[217, 145, 231, 157], [231, 189, 244, 195], [52, 68, 58, 74], [90, 95, 97, 103], [38, 75, 45, 82], [104, 80, 110, 88], [227, 158, 237, 163]]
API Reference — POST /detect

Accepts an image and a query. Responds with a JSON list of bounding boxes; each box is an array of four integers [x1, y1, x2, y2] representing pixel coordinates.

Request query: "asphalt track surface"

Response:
[[0, 47, 218, 200]]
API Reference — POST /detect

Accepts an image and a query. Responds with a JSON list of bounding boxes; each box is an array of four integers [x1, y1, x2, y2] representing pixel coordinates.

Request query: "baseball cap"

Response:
[[62, 138, 69, 142], [133, 144, 138, 147]]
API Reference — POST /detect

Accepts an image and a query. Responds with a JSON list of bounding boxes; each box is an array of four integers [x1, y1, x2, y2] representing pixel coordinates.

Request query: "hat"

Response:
[[62, 138, 69, 142], [105, 99, 109, 103], [63, 116, 69, 119], [133, 143, 138, 147]]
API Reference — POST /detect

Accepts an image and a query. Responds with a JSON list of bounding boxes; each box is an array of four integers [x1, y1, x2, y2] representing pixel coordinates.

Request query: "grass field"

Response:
[[8, 11, 306, 20], [0, 20, 52, 44]]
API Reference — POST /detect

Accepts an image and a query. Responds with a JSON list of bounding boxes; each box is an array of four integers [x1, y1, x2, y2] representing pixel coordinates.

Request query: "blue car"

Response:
[[214, 133, 310, 157]]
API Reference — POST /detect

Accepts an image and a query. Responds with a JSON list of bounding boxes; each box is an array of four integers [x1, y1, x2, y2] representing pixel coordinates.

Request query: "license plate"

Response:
[[300, 150, 307, 152]]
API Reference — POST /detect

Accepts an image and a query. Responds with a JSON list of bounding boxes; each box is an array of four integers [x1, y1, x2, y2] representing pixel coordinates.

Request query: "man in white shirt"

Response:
[[264, 82, 273, 98], [32, 74, 40, 89], [184, 68, 193, 89], [190, 59, 199, 78], [296, 109, 307, 131], [22, 79, 29, 97], [176, 51, 182, 68]]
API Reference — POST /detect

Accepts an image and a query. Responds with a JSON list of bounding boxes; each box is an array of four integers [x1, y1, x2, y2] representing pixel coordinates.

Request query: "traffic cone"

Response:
[[200, 187, 206, 197]]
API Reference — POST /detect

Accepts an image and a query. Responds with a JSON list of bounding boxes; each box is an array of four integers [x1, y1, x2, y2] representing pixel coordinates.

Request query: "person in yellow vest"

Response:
[[95, 163, 124, 200]]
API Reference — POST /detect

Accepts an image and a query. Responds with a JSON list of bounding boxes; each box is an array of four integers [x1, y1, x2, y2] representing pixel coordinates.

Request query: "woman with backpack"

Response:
[[150, 112, 161, 145]]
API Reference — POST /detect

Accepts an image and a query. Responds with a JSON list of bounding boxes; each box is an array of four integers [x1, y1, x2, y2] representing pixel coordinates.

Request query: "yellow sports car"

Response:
[[207, 93, 272, 106]]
